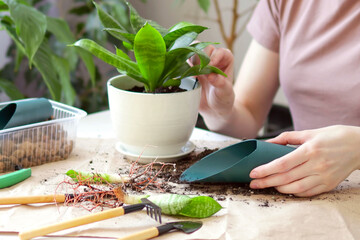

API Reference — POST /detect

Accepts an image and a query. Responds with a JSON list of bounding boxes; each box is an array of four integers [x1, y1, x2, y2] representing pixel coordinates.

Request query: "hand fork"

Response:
[[18, 198, 162, 240]]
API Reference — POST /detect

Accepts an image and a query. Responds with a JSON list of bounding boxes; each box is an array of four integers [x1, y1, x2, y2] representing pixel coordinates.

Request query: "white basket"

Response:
[[0, 99, 87, 173]]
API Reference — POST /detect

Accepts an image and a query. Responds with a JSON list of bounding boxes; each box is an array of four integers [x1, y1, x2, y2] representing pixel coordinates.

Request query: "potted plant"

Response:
[[71, 1, 226, 162]]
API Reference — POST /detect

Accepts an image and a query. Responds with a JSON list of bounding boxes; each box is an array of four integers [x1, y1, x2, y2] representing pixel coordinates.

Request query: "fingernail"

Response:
[[250, 182, 259, 189], [250, 171, 258, 178]]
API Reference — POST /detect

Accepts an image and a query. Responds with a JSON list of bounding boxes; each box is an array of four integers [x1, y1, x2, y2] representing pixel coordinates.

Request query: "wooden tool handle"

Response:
[[18, 207, 125, 240], [0, 195, 66, 205], [117, 227, 159, 240]]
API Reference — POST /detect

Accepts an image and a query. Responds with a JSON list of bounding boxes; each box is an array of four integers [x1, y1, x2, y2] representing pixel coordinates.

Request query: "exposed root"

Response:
[[57, 155, 176, 211]]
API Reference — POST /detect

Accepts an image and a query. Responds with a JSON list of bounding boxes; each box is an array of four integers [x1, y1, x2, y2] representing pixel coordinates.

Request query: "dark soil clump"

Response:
[[128, 86, 186, 93], [152, 148, 289, 198]]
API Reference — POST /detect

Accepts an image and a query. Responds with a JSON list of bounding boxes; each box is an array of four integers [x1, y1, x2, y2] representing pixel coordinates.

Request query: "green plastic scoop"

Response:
[[0, 98, 53, 130], [180, 139, 295, 183]]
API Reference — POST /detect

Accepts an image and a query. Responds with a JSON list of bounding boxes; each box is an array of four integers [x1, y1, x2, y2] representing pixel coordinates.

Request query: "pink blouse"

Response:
[[247, 0, 360, 130]]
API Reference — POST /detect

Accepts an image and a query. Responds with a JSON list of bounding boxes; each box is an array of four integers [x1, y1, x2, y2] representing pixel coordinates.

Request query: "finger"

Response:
[[275, 175, 321, 194], [191, 45, 216, 66], [294, 184, 329, 197], [208, 48, 232, 69], [250, 146, 308, 179], [250, 160, 311, 189], [266, 130, 313, 146]]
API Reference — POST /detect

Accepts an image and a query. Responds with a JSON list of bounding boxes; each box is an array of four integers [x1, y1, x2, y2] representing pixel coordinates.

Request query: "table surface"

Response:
[[2, 111, 360, 240], [0, 110, 236, 240]]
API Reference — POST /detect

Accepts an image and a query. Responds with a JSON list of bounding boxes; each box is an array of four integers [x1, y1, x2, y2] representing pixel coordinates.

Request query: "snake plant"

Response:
[[71, 1, 226, 93]]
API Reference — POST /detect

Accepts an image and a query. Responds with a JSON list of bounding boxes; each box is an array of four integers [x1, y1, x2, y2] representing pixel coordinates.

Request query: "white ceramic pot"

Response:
[[107, 75, 201, 161]]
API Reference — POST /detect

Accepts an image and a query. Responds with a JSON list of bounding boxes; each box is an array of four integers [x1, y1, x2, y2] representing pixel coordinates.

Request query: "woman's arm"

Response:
[[199, 39, 280, 139]]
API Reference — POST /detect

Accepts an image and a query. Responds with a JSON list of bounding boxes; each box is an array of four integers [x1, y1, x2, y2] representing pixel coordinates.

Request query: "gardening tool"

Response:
[[0, 98, 53, 130], [118, 221, 203, 240], [0, 168, 31, 189], [180, 139, 295, 183], [0, 193, 85, 205], [18, 198, 162, 240]]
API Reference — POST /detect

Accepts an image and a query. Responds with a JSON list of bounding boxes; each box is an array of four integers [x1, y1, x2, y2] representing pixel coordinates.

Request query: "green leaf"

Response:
[[166, 46, 210, 73], [93, 1, 124, 31], [46, 16, 96, 85], [146, 194, 222, 218], [134, 23, 166, 91], [116, 46, 131, 60], [0, 17, 61, 100], [103, 28, 135, 44], [32, 41, 62, 101], [122, 41, 133, 51], [162, 78, 181, 87], [51, 55, 75, 105], [46, 16, 78, 70], [162, 62, 191, 82], [106, 1, 132, 33], [0, 15, 14, 26], [148, 194, 191, 215], [6, 0, 47, 65], [71, 39, 145, 85], [180, 65, 227, 79], [164, 22, 208, 48], [197, 0, 210, 13], [0, 78, 24, 99], [14, 45, 25, 72], [46, 16, 76, 44], [169, 32, 198, 51], [0, 15, 26, 55], [179, 196, 222, 218], [128, 2, 167, 35], [68, 5, 92, 16], [0, 1, 8, 11], [75, 47, 96, 87]]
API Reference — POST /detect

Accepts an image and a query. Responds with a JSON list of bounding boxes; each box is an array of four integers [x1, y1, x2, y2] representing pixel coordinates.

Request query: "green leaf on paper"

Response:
[[147, 194, 222, 218], [179, 196, 222, 218], [148, 194, 192, 215]]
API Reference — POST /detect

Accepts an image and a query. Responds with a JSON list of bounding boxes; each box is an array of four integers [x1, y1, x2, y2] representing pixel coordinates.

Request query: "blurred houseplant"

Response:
[[71, 1, 226, 159], [0, 0, 133, 113], [0, 0, 96, 107]]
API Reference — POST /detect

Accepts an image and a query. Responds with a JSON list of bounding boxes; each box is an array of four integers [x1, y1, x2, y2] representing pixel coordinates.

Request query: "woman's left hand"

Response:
[[249, 125, 360, 197]]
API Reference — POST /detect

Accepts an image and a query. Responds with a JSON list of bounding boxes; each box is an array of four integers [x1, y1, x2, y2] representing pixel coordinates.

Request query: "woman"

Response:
[[195, 0, 360, 197]]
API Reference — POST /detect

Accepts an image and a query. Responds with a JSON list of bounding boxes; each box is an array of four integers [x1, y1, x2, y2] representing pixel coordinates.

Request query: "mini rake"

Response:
[[18, 198, 161, 240]]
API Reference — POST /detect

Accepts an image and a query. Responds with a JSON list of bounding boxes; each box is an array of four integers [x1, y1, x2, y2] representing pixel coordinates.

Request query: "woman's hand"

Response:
[[191, 45, 235, 121], [249, 125, 360, 197]]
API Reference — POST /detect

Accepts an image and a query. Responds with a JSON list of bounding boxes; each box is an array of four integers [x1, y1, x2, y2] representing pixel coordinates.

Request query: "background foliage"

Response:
[[0, 0, 256, 113]]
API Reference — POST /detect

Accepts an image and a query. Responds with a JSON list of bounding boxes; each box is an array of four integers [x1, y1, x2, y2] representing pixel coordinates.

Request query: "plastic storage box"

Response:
[[0, 99, 87, 173]]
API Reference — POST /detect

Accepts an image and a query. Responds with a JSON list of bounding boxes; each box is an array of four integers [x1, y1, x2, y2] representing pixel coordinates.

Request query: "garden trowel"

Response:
[[180, 139, 295, 183], [117, 221, 202, 240]]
